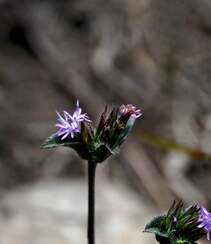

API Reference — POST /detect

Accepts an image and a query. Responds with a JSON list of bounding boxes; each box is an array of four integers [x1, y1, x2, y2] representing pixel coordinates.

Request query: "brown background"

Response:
[[0, 0, 211, 243]]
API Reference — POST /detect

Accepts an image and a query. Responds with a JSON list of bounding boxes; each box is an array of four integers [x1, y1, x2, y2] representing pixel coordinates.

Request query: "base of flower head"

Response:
[[144, 201, 205, 244]]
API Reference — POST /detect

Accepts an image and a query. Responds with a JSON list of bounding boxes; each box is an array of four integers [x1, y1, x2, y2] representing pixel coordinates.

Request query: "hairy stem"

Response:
[[88, 160, 97, 244]]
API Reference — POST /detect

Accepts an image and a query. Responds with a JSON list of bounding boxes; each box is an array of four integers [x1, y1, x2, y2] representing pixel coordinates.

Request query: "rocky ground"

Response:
[[0, 179, 154, 244]]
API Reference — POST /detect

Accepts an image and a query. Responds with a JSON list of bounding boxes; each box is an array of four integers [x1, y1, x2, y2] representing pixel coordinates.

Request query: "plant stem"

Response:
[[156, 235, 171, 244], [88, 160, 97, 244]]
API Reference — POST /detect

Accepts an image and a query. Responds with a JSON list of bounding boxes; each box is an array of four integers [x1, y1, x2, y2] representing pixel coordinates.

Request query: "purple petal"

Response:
[[64, 111, 72, 120], [56, 111, 67, 124], [55, 100, 91, 140], [207, 232, 210, 241], [61, 133, 69, 140], [57, 130, 66, 137], [73, 107, 82, 118], [198, 223, 204, 228], [56, 123, 68, 128], [198, 206, 211, 240]]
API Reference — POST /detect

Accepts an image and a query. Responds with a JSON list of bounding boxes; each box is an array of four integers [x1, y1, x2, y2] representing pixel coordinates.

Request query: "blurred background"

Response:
[[0, 0, 211, 243]]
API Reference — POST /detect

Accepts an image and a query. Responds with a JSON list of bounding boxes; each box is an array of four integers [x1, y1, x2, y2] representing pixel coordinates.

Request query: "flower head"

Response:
[[198, 206, 211, 240], [42, 101, 142, 163], [55, 100, 91, 140], [144, 201, 205, 244]]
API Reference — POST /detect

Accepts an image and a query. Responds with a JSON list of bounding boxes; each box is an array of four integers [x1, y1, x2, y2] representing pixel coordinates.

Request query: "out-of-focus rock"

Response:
[[0, 179, 154, 244]]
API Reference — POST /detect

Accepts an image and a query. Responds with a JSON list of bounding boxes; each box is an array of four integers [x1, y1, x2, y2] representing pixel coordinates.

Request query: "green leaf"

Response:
[[144, 215, 167, 237], [41, 133, 80, 149]]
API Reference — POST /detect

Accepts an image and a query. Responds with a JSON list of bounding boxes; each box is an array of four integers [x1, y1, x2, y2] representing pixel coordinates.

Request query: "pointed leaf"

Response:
[[144, 215, 166, 237], [41, 133, 80, 149], [81, 122, 93, 145], [95, 106, 108, 138]]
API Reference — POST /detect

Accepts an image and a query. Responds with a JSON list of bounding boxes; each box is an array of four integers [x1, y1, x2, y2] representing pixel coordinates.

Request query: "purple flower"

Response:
[[56, 100, 91, 140], [198, 206, 211, 240]]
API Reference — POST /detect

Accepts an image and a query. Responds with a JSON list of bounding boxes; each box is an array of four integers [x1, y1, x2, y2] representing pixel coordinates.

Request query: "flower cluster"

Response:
[[198, 205, 211, 240], [56, 100, 91, 140], [42, 100, 142, 163], [144, 201, 209, 244]]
